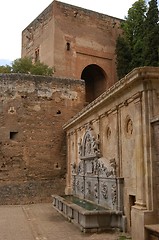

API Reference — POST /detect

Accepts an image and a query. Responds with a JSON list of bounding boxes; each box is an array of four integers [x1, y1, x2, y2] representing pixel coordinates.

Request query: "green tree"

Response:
[[30, 61, 53, 76], [143, 0, 159, 66], [0, 57, 54, 76], [124, 0, 146, 68], [0, 65, 12, 73], [12, 57, 33, 74], [115, 0, 149, 79], [115, 35, 132, 79]]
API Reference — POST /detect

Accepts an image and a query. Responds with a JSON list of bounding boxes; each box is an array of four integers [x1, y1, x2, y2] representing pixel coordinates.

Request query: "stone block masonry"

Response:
[[0, 73, 85, 204]]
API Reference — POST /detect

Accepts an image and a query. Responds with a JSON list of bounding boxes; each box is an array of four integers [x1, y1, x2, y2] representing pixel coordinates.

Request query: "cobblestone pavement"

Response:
[[0, 203, 128, 240]]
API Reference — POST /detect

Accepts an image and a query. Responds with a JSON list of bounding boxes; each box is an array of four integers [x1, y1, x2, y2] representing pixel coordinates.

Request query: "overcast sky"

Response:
[[0, 0, 141, 64]]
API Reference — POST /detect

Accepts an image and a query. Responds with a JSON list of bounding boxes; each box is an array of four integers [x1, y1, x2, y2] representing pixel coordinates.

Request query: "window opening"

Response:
[[35, 48, 40, 62], [10, 132, 18, 140], [56, 110, 61, 114], [66, 42, 70, 51]]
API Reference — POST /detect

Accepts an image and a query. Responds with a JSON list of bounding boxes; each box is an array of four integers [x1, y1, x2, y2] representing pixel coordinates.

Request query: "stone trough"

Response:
[[52, 194, 125, 233]]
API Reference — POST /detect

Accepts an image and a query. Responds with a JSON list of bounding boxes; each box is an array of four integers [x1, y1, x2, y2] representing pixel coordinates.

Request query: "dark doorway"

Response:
[[81, 64, 107, 103]]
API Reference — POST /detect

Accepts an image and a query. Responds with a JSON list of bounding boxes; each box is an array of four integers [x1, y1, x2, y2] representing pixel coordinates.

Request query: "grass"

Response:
[[118, 235, 132, 240]]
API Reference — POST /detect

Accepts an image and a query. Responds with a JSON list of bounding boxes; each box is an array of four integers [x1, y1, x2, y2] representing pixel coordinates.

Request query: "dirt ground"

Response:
[[0, 203, 131, 240]]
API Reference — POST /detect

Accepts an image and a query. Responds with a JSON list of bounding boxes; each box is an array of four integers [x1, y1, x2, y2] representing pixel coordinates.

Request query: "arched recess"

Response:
[[81, 64, 107, 103]]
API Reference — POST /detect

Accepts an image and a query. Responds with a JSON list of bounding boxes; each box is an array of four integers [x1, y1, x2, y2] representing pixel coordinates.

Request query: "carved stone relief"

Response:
[[72, 125, 123, 211], [78, 125, 101, 158], [111, 184, 117, 205], [94, 183, 98, 198], [72, 177, 76, 192], [101, 182, 108, 199], [77, 161, 84, 175], [76, 180, 80, 191], [86, 181, 91, 195], [81, 180, 84, 194], [74, 158, 116, 177]]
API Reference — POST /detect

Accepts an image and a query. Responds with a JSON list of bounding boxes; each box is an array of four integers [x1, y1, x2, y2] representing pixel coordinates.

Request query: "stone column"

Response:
[[65, 132, 72, 195], [134, 96, 146, 208]]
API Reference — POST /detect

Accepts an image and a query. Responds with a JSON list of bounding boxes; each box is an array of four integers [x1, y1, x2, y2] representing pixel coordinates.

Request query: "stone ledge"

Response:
[[145, 224, 159, 236]]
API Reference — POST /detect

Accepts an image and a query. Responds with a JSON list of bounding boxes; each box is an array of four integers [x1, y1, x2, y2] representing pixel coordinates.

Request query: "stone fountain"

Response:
[[52, 125, 125, 232]]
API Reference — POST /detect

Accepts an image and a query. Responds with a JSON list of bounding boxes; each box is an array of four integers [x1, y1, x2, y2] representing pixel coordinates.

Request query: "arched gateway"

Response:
[[81, 64, 107, 103]]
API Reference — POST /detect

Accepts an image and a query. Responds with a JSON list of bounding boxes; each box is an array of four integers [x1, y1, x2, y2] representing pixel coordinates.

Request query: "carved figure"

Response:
[[94, 183, 98, 198], [92, 135, 100, 155], [86, 181, 91, 195], [77, 161, 84, 175], [111, 184, 117, 205], [85, 135, 92, 155], [101, 183, 108, 199], [76, 180, 80, 191], [81, 181, 84, 194], [109, 158, 116, 177]]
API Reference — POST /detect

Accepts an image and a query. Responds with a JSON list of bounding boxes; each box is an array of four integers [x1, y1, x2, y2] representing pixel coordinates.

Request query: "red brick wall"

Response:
[[0, 74, 85, 204]]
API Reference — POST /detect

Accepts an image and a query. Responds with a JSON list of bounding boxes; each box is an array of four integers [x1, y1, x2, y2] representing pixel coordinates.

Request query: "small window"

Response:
[[35, 48, 40, 62], [10, 132, 18, 140], [66, 42, 70, 51], [56, 110, 61, 115]]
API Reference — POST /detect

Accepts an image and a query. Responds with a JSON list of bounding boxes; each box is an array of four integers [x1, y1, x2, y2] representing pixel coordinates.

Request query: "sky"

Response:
[[0, 0, 142, 65]]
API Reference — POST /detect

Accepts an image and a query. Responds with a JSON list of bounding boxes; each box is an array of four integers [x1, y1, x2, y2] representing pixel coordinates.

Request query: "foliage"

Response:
[[118, 235, 132, 240], [115, 0, 159, 79], [0, 65, 12, 73], [0, 57, 54, 76], [12, 57, 33, 74], [30, 61, 53, 76], [143, 0, 159, 66], [115, 35, 132, 79]]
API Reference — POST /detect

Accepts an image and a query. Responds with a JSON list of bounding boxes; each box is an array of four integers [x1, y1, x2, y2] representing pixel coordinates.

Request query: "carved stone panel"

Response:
[[99, 178, 117, 209], [85, 176, 98, 204], [74, 176, 85, 199], [78, 125, 101, 159], [72, 125, 123, 211]]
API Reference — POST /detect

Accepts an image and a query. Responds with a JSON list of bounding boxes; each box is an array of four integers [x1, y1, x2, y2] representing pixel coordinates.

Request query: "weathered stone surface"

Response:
[[0, 73, 85, 204]]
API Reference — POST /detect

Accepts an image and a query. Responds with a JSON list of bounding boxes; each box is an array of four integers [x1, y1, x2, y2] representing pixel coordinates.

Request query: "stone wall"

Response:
[[63, 67, 159, 240], [0, 73, 85, 204]]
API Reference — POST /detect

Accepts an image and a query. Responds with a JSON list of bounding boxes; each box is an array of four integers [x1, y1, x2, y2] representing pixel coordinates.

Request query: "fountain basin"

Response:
[[52, 195, 125, 233]]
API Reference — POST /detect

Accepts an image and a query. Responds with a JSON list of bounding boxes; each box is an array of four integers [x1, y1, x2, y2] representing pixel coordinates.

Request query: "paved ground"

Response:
[[0, 203, 129, 240]]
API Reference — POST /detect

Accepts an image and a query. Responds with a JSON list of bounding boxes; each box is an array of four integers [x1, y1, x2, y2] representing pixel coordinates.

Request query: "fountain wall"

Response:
[[63, 67, 159, 240]]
